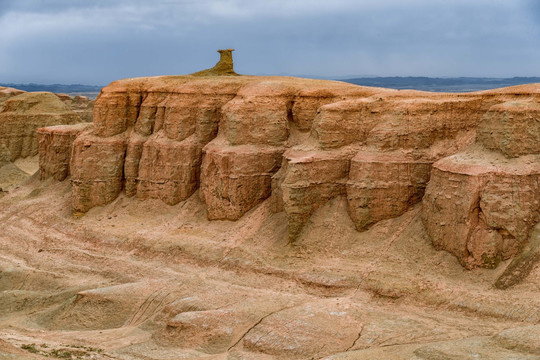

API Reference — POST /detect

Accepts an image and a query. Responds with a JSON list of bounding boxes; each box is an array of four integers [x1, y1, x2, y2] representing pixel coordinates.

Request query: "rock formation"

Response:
[[55, 93, 94, 122], [191, 49, 238, 76], [37, 123, 93, 181], [422, 97, 540, 268], [37, 69, 540, 270], [0, 86, 25, 106], [0, 92, 82, 162]]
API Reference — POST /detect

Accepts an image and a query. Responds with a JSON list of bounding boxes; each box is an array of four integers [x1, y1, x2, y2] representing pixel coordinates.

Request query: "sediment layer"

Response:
[[37, 76, 540, 268]]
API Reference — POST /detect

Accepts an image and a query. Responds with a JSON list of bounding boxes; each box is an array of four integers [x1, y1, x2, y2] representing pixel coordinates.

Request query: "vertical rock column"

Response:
[[70, 132, 128, 214], [70, 90, 137, 213], [0, 92, 82, 161], [278, 149, 353, 240], [37, 123, 93, 181], [200, 82, 294, 220], [422, 100, 540, 268], [135, 91, 235, 205], [345, 97, 486, 232], [276, 99, 382, 240], [347, 151, 431, 230]]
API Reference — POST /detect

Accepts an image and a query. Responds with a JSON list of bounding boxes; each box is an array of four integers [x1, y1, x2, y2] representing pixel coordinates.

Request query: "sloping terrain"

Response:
[[0, 75, 539, 359], [1, 176, 539, 359], [0, 86, 93, 192]]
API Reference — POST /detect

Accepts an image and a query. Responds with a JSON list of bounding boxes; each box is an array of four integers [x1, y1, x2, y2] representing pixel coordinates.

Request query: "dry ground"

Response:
[[0, 171, 539, 359]]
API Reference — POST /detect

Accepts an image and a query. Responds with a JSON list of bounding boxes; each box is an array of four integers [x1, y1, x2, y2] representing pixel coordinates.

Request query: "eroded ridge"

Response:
[[37, 76, 540, 269]]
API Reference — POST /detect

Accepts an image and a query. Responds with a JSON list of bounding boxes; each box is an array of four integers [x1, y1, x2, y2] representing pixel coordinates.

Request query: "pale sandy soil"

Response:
[[0, 156, 38, 193], [0, 176, 539, 359], [13, 155, 40, 175]]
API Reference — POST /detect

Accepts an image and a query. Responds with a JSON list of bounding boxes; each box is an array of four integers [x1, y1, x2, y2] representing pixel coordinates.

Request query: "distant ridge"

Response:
[[0, 83, 103, 94], [339, 77, 540, 92], [3, 77, 540, 95]]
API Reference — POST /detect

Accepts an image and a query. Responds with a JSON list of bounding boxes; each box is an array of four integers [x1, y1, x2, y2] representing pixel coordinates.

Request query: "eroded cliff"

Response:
[[0, 91, 82, 162], [37, 75, 540, 270]]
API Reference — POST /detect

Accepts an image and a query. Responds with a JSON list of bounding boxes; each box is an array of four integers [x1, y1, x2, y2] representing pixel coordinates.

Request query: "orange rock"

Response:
[[37, 72, 540, 269], [478, 100, 540, 157], [347, 150, 431, 230], [71, 132, 127, 213], [200, 142, 283, 220], [422, 149, 540, 268], [0, 92, 81, 161], [137, 134, 203, 205], [37, 123, 93, 181], [277, 148, 353, 240], [55, 93, 94, 123], [0, 86, 25, 105]]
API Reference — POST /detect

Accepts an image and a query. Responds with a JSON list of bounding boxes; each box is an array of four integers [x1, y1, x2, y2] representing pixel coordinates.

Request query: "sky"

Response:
[[0, 0, 539, 85]]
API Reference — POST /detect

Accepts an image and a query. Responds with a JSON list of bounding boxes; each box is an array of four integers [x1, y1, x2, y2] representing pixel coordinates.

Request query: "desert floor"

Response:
[[1, 172, 539, 359]]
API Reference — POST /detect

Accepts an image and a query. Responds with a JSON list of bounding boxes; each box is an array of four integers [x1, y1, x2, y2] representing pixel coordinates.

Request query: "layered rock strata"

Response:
[[0, 92, 81, 161], [347, 150, 432, 230], [68, 76, 377, 218], [38, 75, 540, 268], [422, 99, 540, 268], [71, 132, 128, 214], [37, 123, 93, 181]]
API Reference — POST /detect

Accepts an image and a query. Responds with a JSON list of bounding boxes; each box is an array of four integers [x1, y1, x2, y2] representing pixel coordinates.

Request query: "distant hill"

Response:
[[339, 77, 540, 92], [0, 83, 103, 94], [0, 83, 103, 99]]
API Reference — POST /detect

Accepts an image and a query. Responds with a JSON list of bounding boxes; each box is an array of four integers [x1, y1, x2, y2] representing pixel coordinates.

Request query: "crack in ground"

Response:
[[345, 326, 364, 351], [227, 306, 290, 351]]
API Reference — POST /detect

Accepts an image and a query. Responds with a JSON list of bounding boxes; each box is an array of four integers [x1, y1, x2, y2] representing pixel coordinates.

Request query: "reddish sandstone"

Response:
[[37, 123, 93, 181], [37, 74, 540, 269]]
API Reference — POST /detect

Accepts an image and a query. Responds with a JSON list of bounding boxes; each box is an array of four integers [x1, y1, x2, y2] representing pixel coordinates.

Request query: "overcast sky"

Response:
[[1, 0, 539, 85]]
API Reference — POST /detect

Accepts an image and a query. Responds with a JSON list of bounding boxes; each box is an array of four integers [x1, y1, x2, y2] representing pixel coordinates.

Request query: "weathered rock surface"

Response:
[[242, 302, 362, 358], [68, 75, 378, 216], [478, 100, 540, 157], [71, 132, 127, 213], [0, 92, 81, 162], [0, 86, 25, 106], [276, 148, 353, 240], [347, 150, 432, 230], [136, 134, 203, 205], [0, 144, 12, 168], [2, 160, 540, 359], [422, 97, 540, 269], [37, 123, 93, 181], [38, 73, 540, 270], [56, 93, 94, 123], [191, 48, 239, 76], [422, 150, 540, 268], [201, 142, 284, 220]]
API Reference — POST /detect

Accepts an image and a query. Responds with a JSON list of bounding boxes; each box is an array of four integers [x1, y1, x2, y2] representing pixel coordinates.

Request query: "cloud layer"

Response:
[[1, 0, 539, 84]]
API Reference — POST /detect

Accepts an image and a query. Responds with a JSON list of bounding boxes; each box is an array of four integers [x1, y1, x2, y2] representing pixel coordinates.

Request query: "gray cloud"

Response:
[[0, 0, 538, 85]]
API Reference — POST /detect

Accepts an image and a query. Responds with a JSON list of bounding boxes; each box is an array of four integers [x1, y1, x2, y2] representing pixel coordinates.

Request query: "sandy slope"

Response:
[[0, 176, 539, 359]]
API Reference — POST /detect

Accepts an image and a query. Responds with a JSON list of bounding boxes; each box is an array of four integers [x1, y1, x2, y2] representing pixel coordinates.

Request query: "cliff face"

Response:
[[37, 123, 93, 181], [37, 76, 540, 269], [422, 97, 540, 269], [0, 91, 82, 162]]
